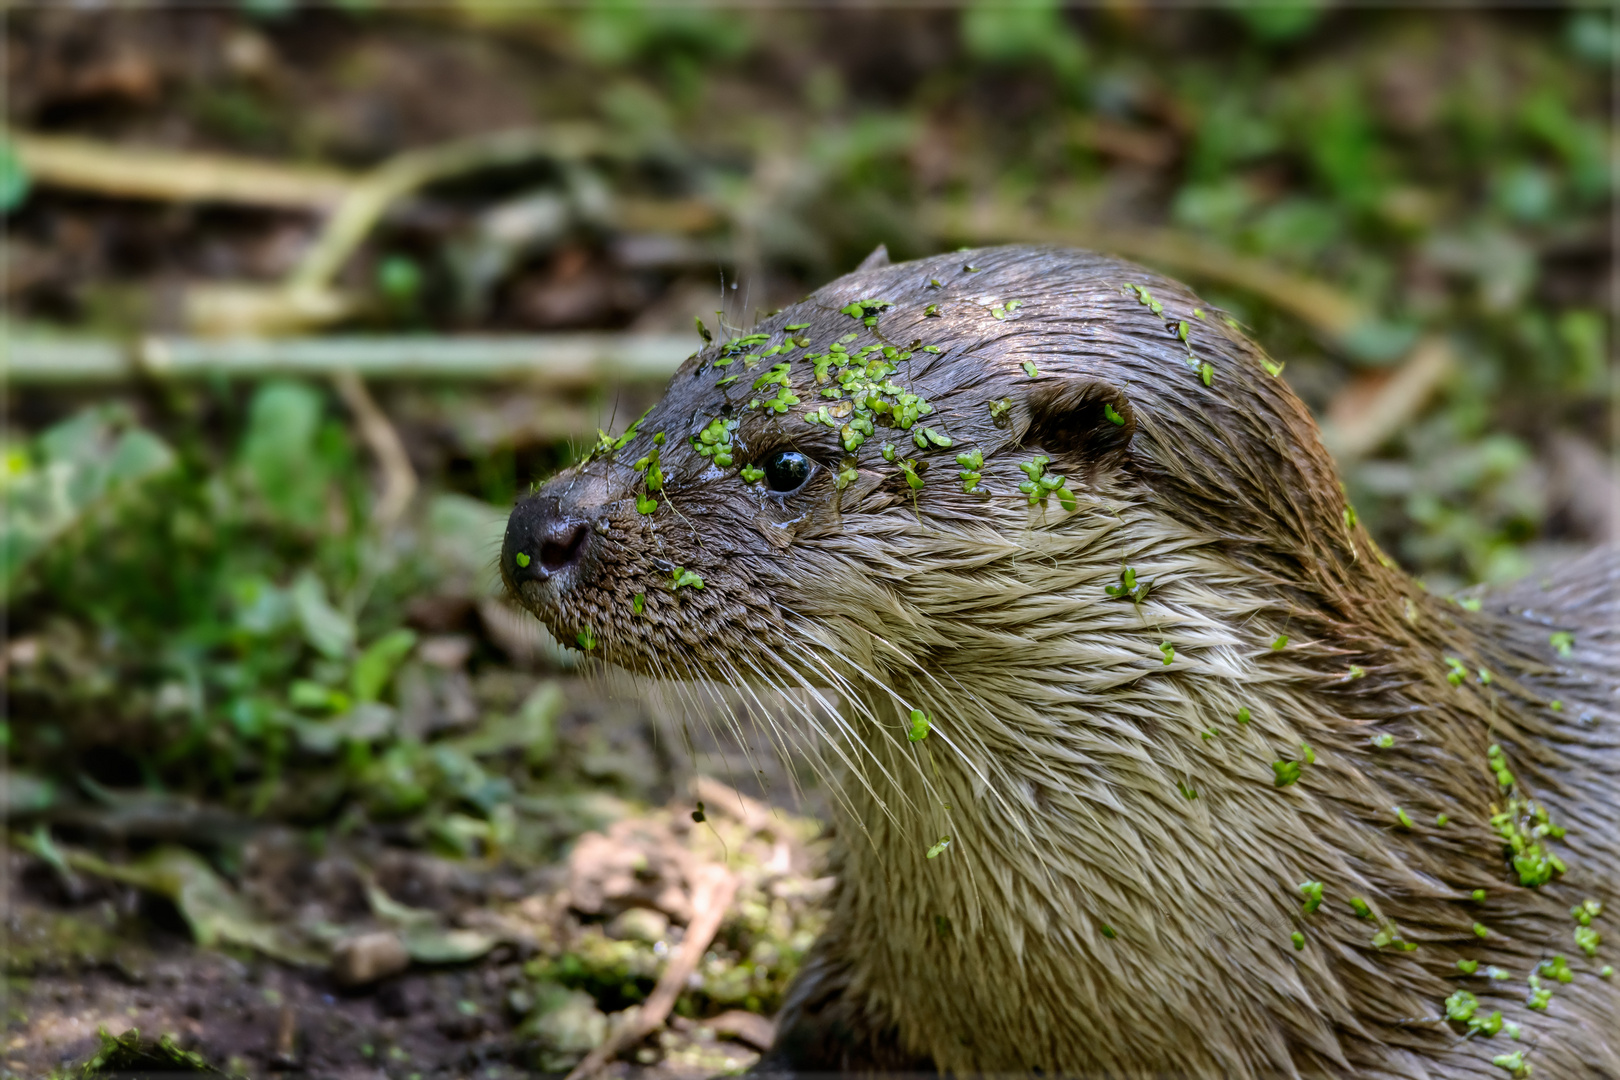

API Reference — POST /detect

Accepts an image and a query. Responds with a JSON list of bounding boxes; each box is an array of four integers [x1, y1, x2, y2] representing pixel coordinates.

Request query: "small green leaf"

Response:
[[1103, 403, 1125, 426], [926, 836, 951, 858], [576, 627, 596, 651], [1348, 897, 1372, 918], [1159, 641, 1175, 665], [631, 593, 644, 615], [1235, 707, 1251, 724], [1473, 922, 1490, 938], [0, 138, 31, 213], [1373, 734, 1394, 749], [1271, 634, 1289, 651], [1550, 631, 1574, 657], [635, 493, 658, 514], [515, 551, 531, 568], [352, 629, 418, 702], [1492, 1050, 1527, 1076], [907, 709, 931, 742], [1262, 358, 1285, 378], [1394, 806, 1413, 829], [1290, 931, 1305, 951], [1457, 959, 1480, 974], [1021, 359, 1039, 378]]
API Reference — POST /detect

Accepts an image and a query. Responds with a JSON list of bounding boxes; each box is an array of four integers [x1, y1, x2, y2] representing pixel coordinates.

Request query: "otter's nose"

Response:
[[504, 496, 592, 585]]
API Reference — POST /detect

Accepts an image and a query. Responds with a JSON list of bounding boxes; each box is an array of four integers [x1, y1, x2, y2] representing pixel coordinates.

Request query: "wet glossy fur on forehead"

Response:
[[512, 246, 1618, 1078]]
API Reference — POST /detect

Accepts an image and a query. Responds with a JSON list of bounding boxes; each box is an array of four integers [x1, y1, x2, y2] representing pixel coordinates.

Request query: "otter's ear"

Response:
[[854, 244, 891, 271], [1023, 378, 1136, 475]]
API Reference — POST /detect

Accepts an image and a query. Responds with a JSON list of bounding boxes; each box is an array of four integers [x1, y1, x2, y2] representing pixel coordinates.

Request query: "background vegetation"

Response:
[[2, 3, 1613, 1076]]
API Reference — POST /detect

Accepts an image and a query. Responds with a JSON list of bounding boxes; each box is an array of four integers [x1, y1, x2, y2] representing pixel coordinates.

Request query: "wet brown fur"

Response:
[[505, 247, 1618, 1078]]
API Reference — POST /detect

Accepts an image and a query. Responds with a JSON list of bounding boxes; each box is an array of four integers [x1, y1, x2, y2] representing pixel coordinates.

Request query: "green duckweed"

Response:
[[908, 709, 931, 742]]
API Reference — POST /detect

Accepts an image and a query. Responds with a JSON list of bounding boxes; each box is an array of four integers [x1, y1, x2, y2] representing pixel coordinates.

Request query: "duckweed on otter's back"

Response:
[[908, 710, 931, 742]]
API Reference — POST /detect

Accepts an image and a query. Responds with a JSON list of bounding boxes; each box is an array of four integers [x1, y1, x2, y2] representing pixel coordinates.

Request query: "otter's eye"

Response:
[[763, 451, 813, 493]]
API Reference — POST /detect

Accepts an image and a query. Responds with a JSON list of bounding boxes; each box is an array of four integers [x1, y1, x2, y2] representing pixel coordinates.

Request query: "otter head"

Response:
[[502, 244, 1365, 701]]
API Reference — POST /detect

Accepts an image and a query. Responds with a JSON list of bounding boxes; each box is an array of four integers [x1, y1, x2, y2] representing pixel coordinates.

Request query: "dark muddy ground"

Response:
[[6, 679, 830, 1079]]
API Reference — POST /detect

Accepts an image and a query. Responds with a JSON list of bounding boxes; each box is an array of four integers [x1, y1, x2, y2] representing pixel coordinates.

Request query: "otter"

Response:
[[502, 246, 1618, 1079]]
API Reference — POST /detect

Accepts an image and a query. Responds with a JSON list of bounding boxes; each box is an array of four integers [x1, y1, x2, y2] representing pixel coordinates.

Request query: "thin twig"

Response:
[[331, 370, 418, 530], [1319, 335, 1455, 461], [565, 863, 739, 1080], [7, 130, 356, 209], [285, 125, 607, 295], [923, 201, 1368, 340], [2, 333, 692, 383]]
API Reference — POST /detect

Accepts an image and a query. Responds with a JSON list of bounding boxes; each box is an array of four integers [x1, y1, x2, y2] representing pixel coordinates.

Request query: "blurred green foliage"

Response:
[[2, 381, 556, 847]]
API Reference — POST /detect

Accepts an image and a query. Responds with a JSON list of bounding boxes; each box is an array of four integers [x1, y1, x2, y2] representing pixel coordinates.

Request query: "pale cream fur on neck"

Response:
[[771, 491, 1490, 1078]]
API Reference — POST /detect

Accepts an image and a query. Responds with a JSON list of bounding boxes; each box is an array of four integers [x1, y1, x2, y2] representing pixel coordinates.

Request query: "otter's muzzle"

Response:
[[503, 495, 593, 597]]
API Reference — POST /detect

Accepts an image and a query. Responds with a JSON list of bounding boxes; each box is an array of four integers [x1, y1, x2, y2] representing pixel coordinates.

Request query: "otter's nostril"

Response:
[[539, 521, 590, 573]]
